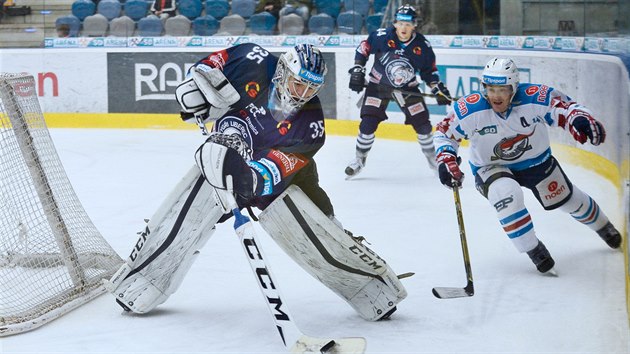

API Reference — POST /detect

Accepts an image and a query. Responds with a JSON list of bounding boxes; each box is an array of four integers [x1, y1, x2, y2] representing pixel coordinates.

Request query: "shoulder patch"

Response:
[[455, 93, 488, 119]]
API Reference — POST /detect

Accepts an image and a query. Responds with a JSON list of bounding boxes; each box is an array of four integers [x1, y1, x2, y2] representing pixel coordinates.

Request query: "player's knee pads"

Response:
[[487, 177, 538, 252], [259, 185, 407, 321], [487, 177, 525, 216], [105, 166, 224, 314]]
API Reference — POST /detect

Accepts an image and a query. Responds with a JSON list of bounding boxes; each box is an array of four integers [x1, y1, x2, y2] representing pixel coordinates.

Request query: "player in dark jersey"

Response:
[[344, 4, 453, 179], [168, 43, 407, 321], [176, 43, 333, 216]]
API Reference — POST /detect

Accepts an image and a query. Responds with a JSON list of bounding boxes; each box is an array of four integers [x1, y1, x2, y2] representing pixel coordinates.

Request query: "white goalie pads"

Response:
[[259, 186, 407, 321], [105, 165, 225, 313]]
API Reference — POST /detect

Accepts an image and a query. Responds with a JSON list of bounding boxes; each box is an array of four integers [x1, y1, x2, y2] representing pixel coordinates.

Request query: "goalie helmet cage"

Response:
[[0, 73, 123, 336]]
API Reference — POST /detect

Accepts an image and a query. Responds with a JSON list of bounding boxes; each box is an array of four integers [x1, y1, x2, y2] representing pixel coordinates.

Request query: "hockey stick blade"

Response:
[[291, 336, 366, 354], [432, 281, 474, 299]]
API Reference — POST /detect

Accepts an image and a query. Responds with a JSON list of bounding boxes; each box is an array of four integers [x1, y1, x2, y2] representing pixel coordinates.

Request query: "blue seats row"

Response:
[[72, 0, 149, 22]]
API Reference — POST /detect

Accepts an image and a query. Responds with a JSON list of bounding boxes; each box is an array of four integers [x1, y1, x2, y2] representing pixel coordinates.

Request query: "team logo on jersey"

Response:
[[245, 81, 260, 98], [477, 125, 497, 135], [276, 119, 292, 135], [413, 46, 422, 55], [387, 40, 396, 48], [490, 129, 535, 161], [267, 150, 308, 178], [385, 59, 415, 87], [525, 86, 539, 95], [465, 94, 481, 104], [202, 50, 228, 70], [215, 116, 253, 147]]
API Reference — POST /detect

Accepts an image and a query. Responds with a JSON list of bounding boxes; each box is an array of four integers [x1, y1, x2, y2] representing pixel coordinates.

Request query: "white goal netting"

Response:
[[0, 73, 122, 336]]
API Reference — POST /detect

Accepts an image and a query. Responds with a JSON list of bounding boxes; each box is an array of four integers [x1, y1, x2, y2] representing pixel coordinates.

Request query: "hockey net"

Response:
[[0, 73, 123, 336]]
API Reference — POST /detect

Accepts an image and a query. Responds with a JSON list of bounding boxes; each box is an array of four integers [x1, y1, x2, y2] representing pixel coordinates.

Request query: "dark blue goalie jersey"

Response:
[[190, 43, 332, 215], [192, 43, 326, 160], [355, 27, 440, 89]]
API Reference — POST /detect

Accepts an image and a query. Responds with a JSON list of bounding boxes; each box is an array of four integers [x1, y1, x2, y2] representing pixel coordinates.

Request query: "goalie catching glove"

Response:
[[437, 151, 464, 188], [567, 112, 606, 146]]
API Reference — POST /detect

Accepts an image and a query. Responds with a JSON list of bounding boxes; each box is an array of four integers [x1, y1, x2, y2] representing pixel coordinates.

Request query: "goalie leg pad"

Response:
[[258, 185, 407, 321], [105, 166, 224, 313]]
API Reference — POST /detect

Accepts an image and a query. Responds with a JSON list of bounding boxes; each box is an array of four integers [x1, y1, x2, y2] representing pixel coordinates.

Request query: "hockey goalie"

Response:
[[106, 43, 407, 322]]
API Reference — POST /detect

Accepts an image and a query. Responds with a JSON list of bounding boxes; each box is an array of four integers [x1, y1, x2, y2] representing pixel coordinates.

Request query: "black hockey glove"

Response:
[[568, 113, 606, 146], [437, 151, 464, 189], [348, 65, 366, 93], [431, 81, 453, 106]]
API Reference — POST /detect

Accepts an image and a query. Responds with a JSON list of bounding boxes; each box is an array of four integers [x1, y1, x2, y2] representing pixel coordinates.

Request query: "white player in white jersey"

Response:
[[433, 57, 622, 274]]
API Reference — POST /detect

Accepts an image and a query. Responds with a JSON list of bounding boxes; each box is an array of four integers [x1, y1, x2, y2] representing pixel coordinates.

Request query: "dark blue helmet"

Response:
[[395, 4, 417, 23]]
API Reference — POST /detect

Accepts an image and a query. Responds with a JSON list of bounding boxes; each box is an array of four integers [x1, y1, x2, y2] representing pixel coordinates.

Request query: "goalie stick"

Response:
[[432, 186, 474, 299], [222, 175, 367, 353]]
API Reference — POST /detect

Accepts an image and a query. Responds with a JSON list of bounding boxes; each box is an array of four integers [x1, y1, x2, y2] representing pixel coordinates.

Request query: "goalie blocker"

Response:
[[260, 185, 407, 321]]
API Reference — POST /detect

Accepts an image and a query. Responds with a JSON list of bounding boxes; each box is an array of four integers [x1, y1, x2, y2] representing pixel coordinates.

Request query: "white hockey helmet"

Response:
[[271, 44, 327, 118], [481, 57, 519, 100]]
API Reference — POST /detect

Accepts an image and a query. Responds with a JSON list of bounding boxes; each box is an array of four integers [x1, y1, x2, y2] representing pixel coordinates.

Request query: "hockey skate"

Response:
[[344, 155, 366, 180], [526, 241, 556, 274], [596, 221, 622, 249]]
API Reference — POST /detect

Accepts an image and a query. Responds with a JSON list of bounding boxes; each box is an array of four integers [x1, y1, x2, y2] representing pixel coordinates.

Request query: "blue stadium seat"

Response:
[[178, 0, 203, 20], [230, 0, 255, 19], [337, 10, 363, 34], [137, 15, 163, 35], [307, 13, 334, 35], [372, 0, 387, 14], [342, 0, 369, 18], [314, 0, 341, 18], [249, 11, 276, 35], [365, 13, 383, 33], [205, 0, 229, 20], [192, 14, 219, 35], [97, 0, 122, 20], [71, 0, 96, 21], [55, 15, 81, 37], [124, 0, 148, 21]]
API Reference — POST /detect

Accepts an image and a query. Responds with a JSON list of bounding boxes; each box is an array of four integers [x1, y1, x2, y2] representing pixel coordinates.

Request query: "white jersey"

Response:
[[434, 83, 595, 175]]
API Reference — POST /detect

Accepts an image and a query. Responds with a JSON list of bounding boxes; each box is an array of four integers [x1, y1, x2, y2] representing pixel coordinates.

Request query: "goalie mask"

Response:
[[270, 44, 327, 120], [481, 57, 520, 102]]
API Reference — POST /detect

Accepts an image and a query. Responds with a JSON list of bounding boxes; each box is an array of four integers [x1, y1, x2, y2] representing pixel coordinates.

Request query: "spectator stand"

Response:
[[124, 0, 149, 21], [137, 14, 163, 35], [55, 15, 81, 37], [249, 10, 276, 35], [178, 0, 203, 20], [307, 13, 334, 35], [82, 13, 108, 36], [192, 14, 218, 35], [205, 0, 229, 21], [165, 14, 192, 35], [71, 0, 96, 21], [97, 0, 122, 21]]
